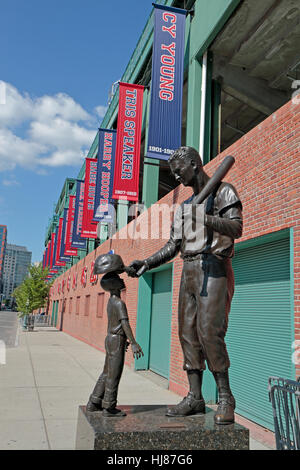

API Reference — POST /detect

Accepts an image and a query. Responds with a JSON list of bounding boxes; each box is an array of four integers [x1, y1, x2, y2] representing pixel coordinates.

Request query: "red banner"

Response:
[[112, 82, 144, 201], [81, 158, 98, 239], [49, 233, 58, 273], [50, 233, 55, 268], [64, 198, 78, 255], [55, 218, 66, 267]]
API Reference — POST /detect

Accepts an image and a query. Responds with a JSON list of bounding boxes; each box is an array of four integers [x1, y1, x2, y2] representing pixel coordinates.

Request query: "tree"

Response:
[[13, 264, 52, 317]]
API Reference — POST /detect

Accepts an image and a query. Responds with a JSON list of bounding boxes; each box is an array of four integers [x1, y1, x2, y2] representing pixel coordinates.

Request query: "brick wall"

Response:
[[49, 98, 300, 391]]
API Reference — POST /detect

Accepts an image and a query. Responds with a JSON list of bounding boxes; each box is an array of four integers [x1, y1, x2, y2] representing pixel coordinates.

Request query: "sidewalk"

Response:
[[0, 321, 276, 450]]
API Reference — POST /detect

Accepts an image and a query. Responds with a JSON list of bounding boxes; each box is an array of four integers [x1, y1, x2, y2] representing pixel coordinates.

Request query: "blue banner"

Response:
[[146, 4, 186, 161], [71, 180, 87, 249], [93, 128, 116, 224]]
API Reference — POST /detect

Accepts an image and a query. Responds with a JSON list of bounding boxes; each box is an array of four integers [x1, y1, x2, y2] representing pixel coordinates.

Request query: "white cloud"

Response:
[[0, 81, 105, 171], [2, 177, 19, 186], [33, 93, 91, 122], [29, 118, 95, 150], [0, 82, 33, 127], [39, 149, 86, 167], [0, 128, 46, 171], [95, 105, 108, 118]]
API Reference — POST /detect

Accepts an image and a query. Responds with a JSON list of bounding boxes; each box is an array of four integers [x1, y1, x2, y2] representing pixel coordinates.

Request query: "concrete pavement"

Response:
[[0, 312, 275, 450]]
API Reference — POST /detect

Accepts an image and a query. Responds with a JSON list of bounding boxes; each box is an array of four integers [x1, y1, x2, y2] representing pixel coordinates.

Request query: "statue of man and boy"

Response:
[[87, 146, 243, 425]]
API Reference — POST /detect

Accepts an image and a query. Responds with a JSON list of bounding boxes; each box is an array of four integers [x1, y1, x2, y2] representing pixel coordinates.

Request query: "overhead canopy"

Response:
[[210, 0, 300, 150]]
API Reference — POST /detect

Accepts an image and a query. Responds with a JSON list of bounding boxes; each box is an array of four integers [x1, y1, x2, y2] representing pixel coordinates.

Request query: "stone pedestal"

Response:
[[75, 405, 249, 450]]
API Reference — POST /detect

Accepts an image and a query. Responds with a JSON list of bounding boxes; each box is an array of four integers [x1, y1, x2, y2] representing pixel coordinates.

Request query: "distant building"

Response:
[[3, 244, 32, 306], [0, 225, 7, 299]]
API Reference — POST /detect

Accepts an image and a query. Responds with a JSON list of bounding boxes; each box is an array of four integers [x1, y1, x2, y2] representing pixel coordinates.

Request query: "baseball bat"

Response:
[[192, 155, 235, 205]]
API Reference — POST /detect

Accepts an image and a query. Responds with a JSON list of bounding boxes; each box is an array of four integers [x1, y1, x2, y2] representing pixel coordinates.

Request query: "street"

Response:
[[0, 311, 19, 348]]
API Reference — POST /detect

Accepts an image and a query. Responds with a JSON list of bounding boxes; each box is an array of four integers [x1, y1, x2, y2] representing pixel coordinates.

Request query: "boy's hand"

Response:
[[131, 342, 144, 359]]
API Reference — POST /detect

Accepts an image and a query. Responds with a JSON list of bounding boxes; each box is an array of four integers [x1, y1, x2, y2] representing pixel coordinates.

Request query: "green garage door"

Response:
[[52, 300, 59, 327], [149, 269, 172, 378], [226, 234, 294, 430]]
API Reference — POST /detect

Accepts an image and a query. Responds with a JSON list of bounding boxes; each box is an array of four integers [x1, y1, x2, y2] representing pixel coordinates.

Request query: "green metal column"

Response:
[[142, 87, 159, 209], [203, 51, 213, 165], [88, 239, 94, 254], [117, 200, 129, 231], [100, 224, 108, 244], [186, 57, 202, 149], [211, 79, 222, 160]]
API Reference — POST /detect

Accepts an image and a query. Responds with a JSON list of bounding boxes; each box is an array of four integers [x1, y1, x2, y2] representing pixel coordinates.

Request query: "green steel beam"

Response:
[[117, 200, 129, 231], [186, 57, 202, 149], [142, 87, 159, 209]]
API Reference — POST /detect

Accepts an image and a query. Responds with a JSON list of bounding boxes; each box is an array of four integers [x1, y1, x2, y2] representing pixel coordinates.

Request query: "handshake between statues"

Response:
[[127, 260, 149, 278]]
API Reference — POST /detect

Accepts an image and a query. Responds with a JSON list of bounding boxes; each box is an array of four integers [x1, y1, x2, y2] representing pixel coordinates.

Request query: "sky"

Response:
[[0, 0, 155, 262]]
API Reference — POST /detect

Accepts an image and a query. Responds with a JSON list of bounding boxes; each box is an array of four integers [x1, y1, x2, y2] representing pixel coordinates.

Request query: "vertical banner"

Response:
[[65, 201, 78, 256], [146, 4, 186, 160], [60, 209, 73, 258], [49, 232, 58, 273], [81, 159, 98, 239], [71, 180, 87, 249], [57, 216, 70, 263], [52, 228, 59, 268], [112, 82, 144, 201], [93, 129, 117, 223], [54, 223, 66, 267], [49, 234, 54, 268]]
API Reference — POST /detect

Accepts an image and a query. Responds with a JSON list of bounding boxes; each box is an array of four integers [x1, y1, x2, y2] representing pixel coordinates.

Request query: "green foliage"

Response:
[[13, 264, 53, 316]]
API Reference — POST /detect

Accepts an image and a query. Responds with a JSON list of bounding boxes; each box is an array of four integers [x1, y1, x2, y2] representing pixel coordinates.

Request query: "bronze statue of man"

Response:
[[129, 146, 243, 424]]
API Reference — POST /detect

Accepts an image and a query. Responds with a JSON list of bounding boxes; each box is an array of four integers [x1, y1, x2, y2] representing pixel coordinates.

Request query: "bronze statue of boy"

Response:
[[129, 146, 243, 424], [86, 253, 143, 417]]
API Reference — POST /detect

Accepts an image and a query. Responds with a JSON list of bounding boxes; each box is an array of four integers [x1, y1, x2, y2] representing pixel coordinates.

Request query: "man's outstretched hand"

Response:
[[127, 260, 148, 277]]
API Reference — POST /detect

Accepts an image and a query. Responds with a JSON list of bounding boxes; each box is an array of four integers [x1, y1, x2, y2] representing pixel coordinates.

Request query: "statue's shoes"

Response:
[[214, 395, 235, 425], [86, 399, 102, 412], [166, 392, 205, 417], [103, 407, 126, 417]]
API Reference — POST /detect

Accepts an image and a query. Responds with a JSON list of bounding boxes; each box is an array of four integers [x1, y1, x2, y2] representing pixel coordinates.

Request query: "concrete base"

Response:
[[75, 405, 249, 450]]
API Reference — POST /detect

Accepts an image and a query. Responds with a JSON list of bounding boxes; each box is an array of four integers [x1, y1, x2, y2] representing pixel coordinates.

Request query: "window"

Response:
[[76, 296, 80, 315], [97, 292, 104, 318], [84, 295, 90, 316], [69, 297, 72, 314]]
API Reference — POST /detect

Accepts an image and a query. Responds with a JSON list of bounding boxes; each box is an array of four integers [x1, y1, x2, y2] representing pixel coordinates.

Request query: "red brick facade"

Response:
[[49, 98, 300, 392]]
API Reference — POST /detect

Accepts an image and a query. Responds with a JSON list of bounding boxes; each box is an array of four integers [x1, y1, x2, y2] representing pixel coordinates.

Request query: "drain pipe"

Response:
[[199, 51, 208, 161]]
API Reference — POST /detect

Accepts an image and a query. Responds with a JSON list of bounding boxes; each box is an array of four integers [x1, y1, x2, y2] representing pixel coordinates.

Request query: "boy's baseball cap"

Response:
[[93, 253, 125, 275]]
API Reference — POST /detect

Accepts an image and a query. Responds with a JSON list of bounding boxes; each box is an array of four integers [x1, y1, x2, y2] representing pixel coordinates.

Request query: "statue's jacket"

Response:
[[145, 182, 243, 271]]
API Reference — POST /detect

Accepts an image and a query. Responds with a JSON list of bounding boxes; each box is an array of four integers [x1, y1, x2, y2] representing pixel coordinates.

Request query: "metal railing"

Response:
[[268, 376, 300, 450], [33, 314, 51, 327]]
